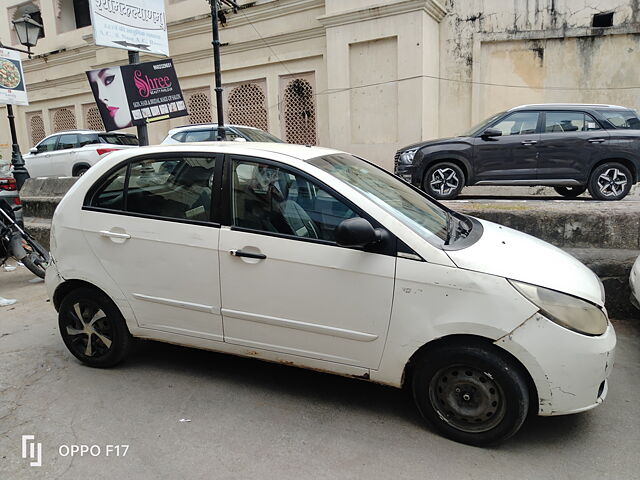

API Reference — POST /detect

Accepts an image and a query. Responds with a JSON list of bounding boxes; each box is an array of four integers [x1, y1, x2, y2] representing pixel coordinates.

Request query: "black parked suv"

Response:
[[395, 104, 640, 200]]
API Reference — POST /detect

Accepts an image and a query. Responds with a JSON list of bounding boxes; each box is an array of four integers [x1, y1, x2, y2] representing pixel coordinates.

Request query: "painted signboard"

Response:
[[89, 0, 169, 56], [86, 59, 187, 131], [0, 48, 28, 106]]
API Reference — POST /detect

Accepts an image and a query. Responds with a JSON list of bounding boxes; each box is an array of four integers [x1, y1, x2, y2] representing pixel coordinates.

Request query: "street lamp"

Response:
[[1, 14, 43, 190]]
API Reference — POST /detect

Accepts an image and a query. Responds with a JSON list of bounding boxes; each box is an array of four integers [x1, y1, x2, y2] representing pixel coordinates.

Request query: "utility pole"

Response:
[[208, 0, 239, 140], [127, 50, 149, 146]]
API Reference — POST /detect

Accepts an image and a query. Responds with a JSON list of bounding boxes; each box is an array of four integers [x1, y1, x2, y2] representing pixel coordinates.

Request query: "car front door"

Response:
[[473, 111, 541, 183], [25, 135, 59, 177], [218, 155, 396, 368], [81, 153, 224, 341], [537, 111, 610, 182]]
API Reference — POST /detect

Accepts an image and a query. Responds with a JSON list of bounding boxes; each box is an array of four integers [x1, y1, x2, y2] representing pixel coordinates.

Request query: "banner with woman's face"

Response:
[[86, 59, 188, 131]]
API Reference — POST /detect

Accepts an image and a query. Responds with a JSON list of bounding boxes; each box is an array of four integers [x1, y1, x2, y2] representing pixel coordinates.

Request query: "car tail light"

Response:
[[0, 177, 17, 191], [97, 148, 120, 156], [13, 196, 21, 205]]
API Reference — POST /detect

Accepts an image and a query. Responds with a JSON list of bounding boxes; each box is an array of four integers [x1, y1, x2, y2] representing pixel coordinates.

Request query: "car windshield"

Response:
[[98, 134, 139, 145], [233, 127, 284, 143], [307, 153, 449, 245], [597, 110, 640, 129], [460, 111, 506, 136]]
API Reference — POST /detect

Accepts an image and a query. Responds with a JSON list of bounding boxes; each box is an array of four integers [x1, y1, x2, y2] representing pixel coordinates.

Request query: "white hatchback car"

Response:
[[24, 130, 138, 178], [46, 143, 615, 445]]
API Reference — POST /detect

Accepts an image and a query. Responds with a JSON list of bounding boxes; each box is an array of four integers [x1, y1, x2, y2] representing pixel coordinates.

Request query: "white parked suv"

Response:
[[161, 124, 283, 144], [46, 143, 615, 446], [24, 130, 138, 178]]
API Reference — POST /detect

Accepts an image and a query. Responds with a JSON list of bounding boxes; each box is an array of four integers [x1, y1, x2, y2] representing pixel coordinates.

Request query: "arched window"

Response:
[[52, 107, 77, 132], [85, 105, 104, 131], [281, 75, 316, 145], [185, 89, 213, 124], [27, 112, 46, 146], [227, 83, 268, 131]]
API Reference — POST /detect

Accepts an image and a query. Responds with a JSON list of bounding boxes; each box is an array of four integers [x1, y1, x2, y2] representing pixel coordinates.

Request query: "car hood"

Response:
[[400, 137, 466, 151], [446, 218, 604, 306]]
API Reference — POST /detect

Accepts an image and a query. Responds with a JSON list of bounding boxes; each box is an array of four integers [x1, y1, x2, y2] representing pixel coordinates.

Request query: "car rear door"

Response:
[[49, 134, 78, 177], [218, 155, 396, 369], [537, 111, 610, 183], [81, 152, 224, 341], [473, 111, 541, 182]]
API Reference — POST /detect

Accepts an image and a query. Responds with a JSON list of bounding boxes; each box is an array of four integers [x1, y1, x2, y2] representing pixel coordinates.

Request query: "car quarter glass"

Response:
[[231, 159, 357, 241]]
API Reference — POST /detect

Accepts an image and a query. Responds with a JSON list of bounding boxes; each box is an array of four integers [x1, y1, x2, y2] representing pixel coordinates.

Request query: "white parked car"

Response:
[[24, 130, 138, 178], [46, 143, 615, 445], [631, 255, 639, 309], [161, 123, 283, 144]]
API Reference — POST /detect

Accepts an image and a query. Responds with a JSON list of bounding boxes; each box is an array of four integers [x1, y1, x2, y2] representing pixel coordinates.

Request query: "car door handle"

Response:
[[99, 230, 131, 240], [229, 249, 266, 259], [521, 140, 538, 146], [588, 138, 606, 143]]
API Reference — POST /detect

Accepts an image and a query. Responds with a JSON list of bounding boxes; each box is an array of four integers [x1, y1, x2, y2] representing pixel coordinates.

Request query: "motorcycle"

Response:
[[0, 199, 50, 279]]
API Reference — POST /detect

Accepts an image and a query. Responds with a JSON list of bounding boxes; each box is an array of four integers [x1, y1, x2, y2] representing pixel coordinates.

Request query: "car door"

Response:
[[537, 111, 610, 183], [218, 155, 396, 369], [48, 133, 78, 177], [81, 153, 224, 341], [473, 111, 541, 182], [24, 135, 59, 178]]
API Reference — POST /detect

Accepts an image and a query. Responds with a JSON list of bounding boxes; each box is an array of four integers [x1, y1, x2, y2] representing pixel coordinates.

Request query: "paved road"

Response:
[[1, 266, 639, 480]]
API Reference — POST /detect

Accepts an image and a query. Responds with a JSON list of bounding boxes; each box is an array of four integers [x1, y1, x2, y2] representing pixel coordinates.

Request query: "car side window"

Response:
[[57, 134, 78, 150], [78, 133, 100, 147], [184, 130, 215, 142], [544, 112, 601, 133], [231, 159, 358, 242], [492, 112, 539, 136], [90, 157, 217, 222], [36, 136, 58, 153]]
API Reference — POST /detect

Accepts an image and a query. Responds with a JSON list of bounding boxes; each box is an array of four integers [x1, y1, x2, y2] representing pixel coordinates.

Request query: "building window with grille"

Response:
[[280, 74, 317, 145], [185, 89, 213, 124], [52, 107, 77, 132], [84, 105, 105, 131], [227, 82, 268, 131], [27, 112, 46, 146]]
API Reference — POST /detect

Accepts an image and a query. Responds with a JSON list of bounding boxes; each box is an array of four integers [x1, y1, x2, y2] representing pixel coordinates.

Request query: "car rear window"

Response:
[[597, 110, 640, 129], [98, 134, 139, 145], [233, 127, 284, 143]]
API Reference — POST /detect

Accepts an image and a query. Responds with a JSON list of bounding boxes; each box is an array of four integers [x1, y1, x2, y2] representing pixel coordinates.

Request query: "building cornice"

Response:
[[478, 23, 640, 43], [316, 0, 447, 27]]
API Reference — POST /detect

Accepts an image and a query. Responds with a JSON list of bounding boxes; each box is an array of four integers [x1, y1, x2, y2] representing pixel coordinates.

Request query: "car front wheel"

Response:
[[411, 343, 530, 446], [423, 162, 465, 200], [588, 163, 632, 200], [58, 288, 133, 368], [553, 186, 587, 198]]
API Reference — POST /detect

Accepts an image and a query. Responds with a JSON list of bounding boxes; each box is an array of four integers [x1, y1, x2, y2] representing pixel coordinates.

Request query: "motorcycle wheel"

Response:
[[20, 238, 50, 279]]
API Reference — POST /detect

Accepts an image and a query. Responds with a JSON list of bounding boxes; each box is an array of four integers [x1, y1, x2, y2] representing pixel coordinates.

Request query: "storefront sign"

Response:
[[89, 0, 169, 56], [0, 48, 28, 106], [86, 59, 187, 131]]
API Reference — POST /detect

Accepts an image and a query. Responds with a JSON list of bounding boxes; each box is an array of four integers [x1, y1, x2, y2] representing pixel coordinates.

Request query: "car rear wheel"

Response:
[[412, 343, 529, 446], [58, 288, 133, 368], [423, 162, 465, 200], [588, 163, 633, 201], [553, 186, 587, 198], [74, 167, 89, 177]]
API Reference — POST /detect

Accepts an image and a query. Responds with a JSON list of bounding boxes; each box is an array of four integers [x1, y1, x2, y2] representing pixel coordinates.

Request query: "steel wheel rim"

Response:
[[61, 301, 114, 358], [430, 168, 459, 196], [597, 168, 627, 197], [428, 364, 506, 433]]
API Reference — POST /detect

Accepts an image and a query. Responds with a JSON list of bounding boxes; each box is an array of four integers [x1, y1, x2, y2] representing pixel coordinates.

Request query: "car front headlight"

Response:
[[509, 280, 608, 336], [399, 148, 418, 164]]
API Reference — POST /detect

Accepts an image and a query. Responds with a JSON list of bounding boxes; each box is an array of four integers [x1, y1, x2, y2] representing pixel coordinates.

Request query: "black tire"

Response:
[[411, 343, 530, 446], [423, 162, 465, 200], [587, 162, 633, 201], [20, 237, 49, 279], [553, 186, 587, 198], [58, 287, 133, 368], [74, 167, 89, 177]]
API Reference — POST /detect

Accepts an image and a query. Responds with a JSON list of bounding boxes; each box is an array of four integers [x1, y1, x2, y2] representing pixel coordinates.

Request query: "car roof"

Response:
[[115, 142, 342, 162], [167, 124, 259, 133], [510, 103, 630, 111], [42, 130, 137, 137]]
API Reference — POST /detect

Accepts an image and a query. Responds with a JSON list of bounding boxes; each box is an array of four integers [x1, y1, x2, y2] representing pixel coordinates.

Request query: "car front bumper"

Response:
[[496, 312, 616, 416]]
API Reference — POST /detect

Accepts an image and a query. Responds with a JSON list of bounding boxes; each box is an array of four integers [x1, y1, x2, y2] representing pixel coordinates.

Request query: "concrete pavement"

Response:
[[1, 266, 639, 479]]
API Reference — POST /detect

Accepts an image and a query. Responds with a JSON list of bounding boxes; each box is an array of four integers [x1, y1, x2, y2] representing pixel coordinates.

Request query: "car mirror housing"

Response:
[[30, 147, 38, 154], [335, 217, 380, 248], [481, 128, 502, 138]]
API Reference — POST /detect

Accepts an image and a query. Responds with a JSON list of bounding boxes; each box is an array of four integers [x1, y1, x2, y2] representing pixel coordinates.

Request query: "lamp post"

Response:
[[0, 14, 42, 190]]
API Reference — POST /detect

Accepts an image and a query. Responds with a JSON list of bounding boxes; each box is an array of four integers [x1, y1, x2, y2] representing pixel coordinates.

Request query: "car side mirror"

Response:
[[335, 217, 381, 248], [481, 128, 502, 139], [30, 147, 38, 154], [233, 137, 247, 142]]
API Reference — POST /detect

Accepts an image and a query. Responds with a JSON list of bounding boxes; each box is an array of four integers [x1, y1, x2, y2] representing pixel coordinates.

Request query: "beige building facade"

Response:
[[0, 0, 639, 171]]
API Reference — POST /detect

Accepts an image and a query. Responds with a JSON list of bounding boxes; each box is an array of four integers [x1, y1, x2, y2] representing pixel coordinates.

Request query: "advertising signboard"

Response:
[[86, 59, 187, 131], [0, 48, 28, 106], [89, 0, 169, 56]]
